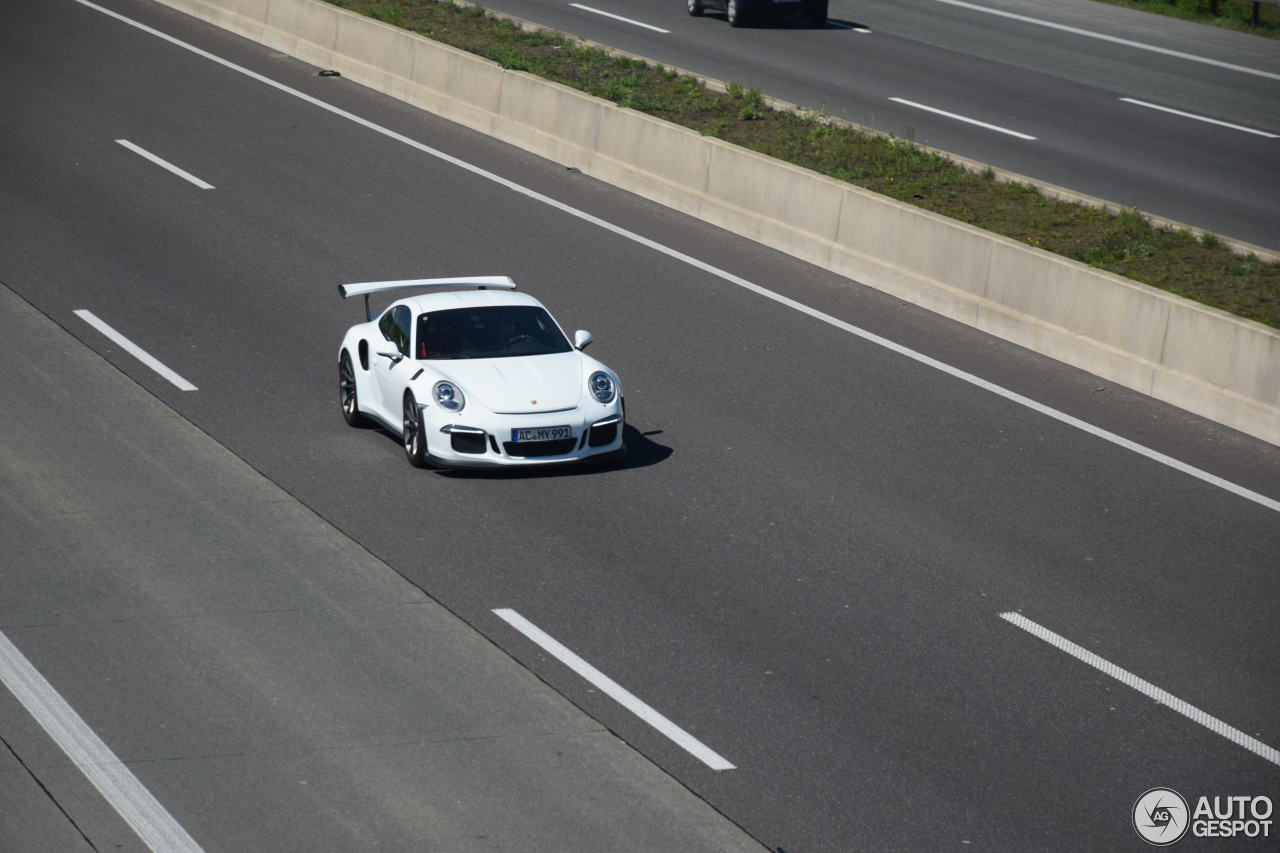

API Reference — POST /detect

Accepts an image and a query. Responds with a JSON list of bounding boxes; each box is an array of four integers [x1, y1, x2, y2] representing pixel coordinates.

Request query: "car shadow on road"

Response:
[[435, 424, 671, 480]]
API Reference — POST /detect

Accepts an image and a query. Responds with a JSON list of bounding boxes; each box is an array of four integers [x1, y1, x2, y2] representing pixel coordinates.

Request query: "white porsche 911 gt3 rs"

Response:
[[337, 276, 624, 469]]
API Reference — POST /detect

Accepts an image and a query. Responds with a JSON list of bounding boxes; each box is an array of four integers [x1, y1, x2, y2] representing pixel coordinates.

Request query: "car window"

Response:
[[379, 305, 412, 356], [415, 306, 572, 359]]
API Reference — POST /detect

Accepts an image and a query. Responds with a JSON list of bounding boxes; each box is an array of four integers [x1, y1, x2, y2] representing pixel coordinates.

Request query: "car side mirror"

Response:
[[377, 349, 403, 363], [574, 330, 593, 350]]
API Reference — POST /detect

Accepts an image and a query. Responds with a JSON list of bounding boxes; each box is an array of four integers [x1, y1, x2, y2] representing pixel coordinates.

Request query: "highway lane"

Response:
[[0, 279, 766, 853], [470, 0, 1280, 249], [3, 0, 1279, 850]]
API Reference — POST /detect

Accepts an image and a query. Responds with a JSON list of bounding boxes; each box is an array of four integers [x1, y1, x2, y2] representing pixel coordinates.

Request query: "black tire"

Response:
[[726, 0, 748, 27], [339, 351, 365, 426], [687, 0, 705, 16], [807, 0, 828, 27], [402, 392, 429, 468]]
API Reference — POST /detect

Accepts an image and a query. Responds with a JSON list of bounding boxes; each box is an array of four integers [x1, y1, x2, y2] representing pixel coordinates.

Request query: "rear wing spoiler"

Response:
[[339, 276, 517, 320]]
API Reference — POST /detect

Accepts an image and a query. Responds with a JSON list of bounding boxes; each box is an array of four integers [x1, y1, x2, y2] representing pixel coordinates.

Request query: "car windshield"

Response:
[[415, 305, 573, 360]]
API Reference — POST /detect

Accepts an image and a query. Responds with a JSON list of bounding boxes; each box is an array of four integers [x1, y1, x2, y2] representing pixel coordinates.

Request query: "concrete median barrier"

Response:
[[408, 40, 506, 133], [154, 0, 1280, 445]]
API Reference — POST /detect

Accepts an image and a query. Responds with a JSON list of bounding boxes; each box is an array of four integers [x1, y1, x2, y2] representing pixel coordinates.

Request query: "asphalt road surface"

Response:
[[2, 1, 1278, 851], [476, 0, 1280, 250], [0, 283, 763, 853]]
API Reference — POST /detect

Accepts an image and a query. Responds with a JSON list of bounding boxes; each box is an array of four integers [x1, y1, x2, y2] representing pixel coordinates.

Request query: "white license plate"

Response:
[[512, 425, 572, 442]]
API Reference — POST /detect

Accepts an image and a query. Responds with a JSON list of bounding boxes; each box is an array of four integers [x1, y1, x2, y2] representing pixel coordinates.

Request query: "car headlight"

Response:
[[433, 380, 465, 412], [588, 371, 616, 404]]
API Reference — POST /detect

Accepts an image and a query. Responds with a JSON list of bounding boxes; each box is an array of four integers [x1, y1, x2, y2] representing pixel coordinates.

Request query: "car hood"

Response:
[[436, 352, 586, 414]]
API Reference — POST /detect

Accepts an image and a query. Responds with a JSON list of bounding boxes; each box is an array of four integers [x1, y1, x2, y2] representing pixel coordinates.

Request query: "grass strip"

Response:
[[1094, 0, 1280, 38], [325, 0, 1279, 328]]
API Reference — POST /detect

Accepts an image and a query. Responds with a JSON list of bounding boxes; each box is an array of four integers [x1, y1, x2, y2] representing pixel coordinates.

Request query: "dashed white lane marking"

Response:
[[934, 0, 1280, 82], [76, 0, 1280, 515], [493, 608, 736, 771], [115, 139, 215, 189], [1000, 612, 1280, 767], [0, 630, 205, 852], [889, 97, 1037, 140], [1120, 98, 1279, 139], [74, 309, 198, 391], [569, 4, 671, 33]]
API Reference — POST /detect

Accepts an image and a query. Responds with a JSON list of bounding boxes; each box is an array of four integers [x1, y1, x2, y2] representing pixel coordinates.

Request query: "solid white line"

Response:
[[0, 631, 205, 852], [74, 0, 1280, 515], [569, 3, 670, 33], [493, 609, 735, 771], [1120, 98, 1279, 139], [115, 139, 215, 189], [1000, 613, 1280, 767], [934, 0, 1280, 82], [74, 310, 198, 391], [889, 97, 1036, 140]]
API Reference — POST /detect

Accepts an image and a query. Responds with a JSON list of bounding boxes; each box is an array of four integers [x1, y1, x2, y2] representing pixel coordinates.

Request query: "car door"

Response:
[[370, 304, 413, 426]]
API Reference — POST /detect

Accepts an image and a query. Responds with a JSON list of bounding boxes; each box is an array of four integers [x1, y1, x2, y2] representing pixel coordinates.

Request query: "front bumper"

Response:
[[421, 401, 624, 468]]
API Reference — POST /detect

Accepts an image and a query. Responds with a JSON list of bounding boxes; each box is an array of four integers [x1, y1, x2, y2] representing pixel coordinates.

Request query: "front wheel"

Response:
[[403, 392, 428, 468], [687, 0, 705, 15], [726, 0, 747, 27], [807, 0, 828, 27]]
